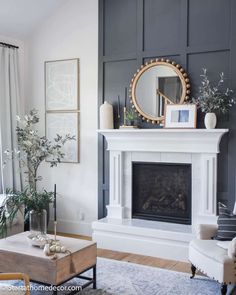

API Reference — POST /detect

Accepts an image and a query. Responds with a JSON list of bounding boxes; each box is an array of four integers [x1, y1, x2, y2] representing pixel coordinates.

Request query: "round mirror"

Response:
[[130, 59, 190, 124]]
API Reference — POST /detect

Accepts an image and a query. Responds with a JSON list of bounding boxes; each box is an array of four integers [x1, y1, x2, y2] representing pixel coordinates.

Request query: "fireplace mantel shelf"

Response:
[[98, 128, 228, 154]]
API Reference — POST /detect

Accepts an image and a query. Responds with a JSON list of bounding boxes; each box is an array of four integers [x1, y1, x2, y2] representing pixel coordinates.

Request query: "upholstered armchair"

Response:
[[189, 224, 235, 295], [0, 273, 30, 294]]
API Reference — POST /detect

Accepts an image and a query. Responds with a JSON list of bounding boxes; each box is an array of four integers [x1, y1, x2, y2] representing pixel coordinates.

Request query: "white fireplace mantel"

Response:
[[98, 129, 228, 154], [93, 128, 229, 261]]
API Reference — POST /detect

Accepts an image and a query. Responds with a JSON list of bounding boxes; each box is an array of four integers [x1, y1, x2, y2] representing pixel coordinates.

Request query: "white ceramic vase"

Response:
[[204, 112, 217, 129], [100, 101, 114, 129]]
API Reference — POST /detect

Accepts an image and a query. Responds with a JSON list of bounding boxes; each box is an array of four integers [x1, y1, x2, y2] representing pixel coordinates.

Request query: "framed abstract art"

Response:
[[45, 58, 80, 162]]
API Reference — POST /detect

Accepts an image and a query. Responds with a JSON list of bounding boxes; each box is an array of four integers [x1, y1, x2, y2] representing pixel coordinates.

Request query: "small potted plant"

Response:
[[192, 69, 236, 129], [0, 109, 74, 237], [125, 108, 139, 127]]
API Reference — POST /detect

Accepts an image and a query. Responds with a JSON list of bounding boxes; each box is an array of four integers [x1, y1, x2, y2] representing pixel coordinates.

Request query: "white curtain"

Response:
[[0, 46, 22, 193]]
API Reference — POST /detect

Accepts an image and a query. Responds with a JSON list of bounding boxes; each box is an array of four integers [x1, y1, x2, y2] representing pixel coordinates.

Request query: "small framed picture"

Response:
[[164, 104, 197, 128]]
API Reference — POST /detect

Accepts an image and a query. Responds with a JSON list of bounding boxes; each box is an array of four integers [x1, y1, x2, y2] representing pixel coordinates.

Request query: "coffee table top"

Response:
[[0, 231, 95, 259]]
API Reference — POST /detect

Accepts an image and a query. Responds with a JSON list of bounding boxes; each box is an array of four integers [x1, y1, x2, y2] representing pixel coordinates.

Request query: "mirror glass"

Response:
[[130, 60, 190, 123], [135, 65, 182, 118]]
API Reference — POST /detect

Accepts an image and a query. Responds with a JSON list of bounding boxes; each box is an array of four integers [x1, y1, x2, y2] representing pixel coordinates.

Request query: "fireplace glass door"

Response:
[[132, 162, 191, 224]]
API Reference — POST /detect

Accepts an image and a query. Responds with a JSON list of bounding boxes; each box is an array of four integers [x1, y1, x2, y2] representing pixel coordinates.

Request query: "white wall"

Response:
[[26, 0, 98, 236], [0, 35, 26, 108]]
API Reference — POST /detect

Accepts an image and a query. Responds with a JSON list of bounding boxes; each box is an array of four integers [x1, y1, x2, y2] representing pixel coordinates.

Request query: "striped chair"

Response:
[[216, 202, 236, 241], [0, 273, 30, 295]]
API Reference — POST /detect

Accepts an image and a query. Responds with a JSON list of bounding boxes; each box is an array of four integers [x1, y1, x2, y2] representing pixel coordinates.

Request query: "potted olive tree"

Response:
[[193, 69, 236, 129], [0, 109, 74, 237]]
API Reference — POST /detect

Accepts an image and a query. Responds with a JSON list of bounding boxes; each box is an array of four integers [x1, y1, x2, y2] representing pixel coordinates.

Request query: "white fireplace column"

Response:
[[201, 154, 217, 216], [107, 150, 125, 218]]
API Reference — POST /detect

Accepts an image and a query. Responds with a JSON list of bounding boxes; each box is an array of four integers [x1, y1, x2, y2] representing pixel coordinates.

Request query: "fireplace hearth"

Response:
[[132, 162, 191, 224]]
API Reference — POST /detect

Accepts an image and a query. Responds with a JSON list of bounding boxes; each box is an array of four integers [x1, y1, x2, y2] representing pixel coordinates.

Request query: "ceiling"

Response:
[[0, 0, 68, 39]]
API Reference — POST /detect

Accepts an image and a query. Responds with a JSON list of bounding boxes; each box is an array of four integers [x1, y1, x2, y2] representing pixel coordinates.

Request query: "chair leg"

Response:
[[190, 264, 196, 279], [221, 284, 227, 295]]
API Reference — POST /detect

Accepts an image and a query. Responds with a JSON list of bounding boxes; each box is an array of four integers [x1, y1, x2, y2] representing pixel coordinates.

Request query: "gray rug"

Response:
[[0, 257, 234, 294], [80, 290, 111, 295]]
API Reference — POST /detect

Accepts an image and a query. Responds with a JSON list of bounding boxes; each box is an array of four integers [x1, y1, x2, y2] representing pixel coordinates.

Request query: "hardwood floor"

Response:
[[56, 231, 91, 241], [97, 248, 192, 274], [56, 232, 197, 275]]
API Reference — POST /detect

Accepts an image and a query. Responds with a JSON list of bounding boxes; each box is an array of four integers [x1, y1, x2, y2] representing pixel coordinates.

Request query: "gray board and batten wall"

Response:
[[98, 0, 236, 218]]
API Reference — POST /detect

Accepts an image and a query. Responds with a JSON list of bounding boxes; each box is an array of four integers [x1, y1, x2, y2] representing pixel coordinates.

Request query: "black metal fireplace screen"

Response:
[[132, 162, 191, 225]]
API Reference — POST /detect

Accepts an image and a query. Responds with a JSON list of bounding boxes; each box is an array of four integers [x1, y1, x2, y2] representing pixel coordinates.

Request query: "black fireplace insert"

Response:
[[132, 162, 191, 225]]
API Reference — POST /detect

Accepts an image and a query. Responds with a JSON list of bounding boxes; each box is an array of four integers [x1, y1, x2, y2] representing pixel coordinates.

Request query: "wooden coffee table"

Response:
[[0, 232, 97, 294]]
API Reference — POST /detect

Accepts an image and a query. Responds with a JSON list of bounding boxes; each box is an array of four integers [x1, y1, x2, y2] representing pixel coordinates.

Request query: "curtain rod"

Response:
[[0, 42, 19, 49]]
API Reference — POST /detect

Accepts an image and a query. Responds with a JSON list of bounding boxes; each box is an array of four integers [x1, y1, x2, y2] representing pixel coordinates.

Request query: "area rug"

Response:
[[0, 257, 233, 294]]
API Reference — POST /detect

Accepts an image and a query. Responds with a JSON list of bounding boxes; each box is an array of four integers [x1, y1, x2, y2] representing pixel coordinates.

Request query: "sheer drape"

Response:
[[0, 46, 22, 193]]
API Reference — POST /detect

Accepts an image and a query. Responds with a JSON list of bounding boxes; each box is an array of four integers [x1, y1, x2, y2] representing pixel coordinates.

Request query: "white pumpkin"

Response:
[[50, 245, 56, 252], [56, 246, 61, 253], [61, 246, 66, 253]]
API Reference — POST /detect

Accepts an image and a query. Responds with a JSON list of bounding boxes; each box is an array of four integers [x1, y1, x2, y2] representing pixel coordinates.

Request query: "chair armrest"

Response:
[[228, 237, 236, 259], [196, 224, 218, 240], [0, 273, 30, 295]]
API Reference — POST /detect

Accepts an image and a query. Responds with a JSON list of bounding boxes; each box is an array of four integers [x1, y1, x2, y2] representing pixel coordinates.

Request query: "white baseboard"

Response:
[[48, 219, 92, 236]]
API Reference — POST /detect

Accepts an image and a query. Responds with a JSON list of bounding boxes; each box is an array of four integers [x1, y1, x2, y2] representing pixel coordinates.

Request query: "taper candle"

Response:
[[125, 87, 127, 108], [54, 184, 57, 222], [118, 95, 120, 118]]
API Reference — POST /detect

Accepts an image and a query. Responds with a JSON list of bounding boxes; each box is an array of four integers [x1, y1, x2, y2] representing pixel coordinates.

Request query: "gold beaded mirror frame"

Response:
[[129, 59, 190, 124]]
